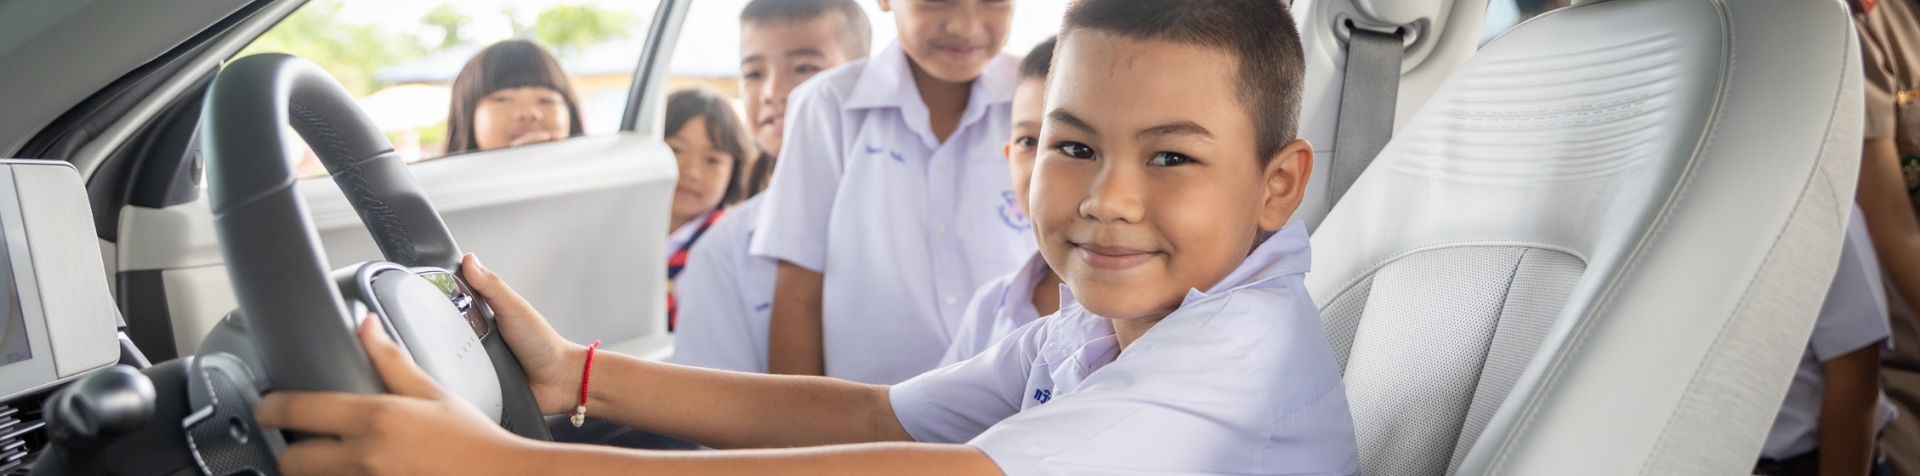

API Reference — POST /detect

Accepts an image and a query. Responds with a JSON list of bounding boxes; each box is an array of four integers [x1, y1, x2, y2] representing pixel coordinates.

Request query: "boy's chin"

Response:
[[1071, 290, 1179, 322]]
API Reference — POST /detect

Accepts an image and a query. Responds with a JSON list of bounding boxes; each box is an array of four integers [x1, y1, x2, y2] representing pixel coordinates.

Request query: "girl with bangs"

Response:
[[445, 39, 585, 154]]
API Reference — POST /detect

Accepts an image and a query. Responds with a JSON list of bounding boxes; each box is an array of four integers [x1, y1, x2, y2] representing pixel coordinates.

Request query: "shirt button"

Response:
[[936, 224, 948, 234], [936, 161, 950, 171], [945, 295, 958, 305]]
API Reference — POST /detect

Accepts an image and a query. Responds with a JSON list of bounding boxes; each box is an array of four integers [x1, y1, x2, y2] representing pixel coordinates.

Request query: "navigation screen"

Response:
[[0, 221, 32, 366]]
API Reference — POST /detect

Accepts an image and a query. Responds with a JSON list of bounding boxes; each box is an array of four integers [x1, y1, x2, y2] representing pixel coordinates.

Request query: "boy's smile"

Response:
[[740, 15, 853, 157], [1033, 31, 1311, 335], [878, 0, 1013, 83]]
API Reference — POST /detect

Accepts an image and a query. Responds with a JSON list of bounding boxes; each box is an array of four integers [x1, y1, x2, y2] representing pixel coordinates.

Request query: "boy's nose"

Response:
[[942, 4, 985, 37], [1080, 166, 1146, 224]]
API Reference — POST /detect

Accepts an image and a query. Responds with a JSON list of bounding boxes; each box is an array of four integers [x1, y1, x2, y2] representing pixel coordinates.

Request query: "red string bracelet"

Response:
[[571, 340, 601, 427]]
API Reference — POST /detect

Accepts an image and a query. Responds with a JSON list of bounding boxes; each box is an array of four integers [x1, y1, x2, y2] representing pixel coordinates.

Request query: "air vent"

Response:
[[0, 398, 48, 475]]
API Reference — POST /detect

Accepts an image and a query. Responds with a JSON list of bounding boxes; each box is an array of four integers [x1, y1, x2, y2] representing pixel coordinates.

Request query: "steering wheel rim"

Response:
[[199, 53, 552, 441]]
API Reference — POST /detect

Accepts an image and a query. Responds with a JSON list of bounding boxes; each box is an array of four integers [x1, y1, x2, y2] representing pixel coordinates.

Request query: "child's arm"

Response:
[[256, 314, 1004, 476], [1816, 345, 1880, 476], [460, 255, 909, 448], [767, 261, 827, 375]]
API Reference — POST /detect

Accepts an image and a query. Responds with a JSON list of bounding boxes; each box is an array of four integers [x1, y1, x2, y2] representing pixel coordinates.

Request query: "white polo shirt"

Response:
[[1760, 205, 1899, 460], [671, 197, 776, 373], [941, 251, 1051, 365], [750, 42, 1037, 384], [891, 223, 1361, 475]]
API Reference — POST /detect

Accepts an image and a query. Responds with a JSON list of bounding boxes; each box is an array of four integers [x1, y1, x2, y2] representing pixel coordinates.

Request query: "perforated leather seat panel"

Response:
[[1305, 0, 1864, 474]]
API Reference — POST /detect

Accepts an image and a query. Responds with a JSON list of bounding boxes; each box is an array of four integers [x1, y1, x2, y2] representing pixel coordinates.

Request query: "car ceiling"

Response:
[[0, 0, 255, 157]]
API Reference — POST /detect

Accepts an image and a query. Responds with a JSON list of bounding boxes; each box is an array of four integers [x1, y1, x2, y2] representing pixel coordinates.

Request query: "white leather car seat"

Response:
[[1292, 0, 1490, 228], [1304, 0, 1864, 474]]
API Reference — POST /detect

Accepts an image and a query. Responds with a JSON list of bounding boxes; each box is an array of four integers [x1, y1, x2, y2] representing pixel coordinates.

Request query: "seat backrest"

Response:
[[1292, 0, 1490, 228], [1304, 0, 1863, 474]]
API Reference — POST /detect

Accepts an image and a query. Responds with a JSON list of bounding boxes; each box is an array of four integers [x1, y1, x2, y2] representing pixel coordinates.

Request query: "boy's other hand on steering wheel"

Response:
[[256, 315, 535, 476], [461, 254, 588, 415]]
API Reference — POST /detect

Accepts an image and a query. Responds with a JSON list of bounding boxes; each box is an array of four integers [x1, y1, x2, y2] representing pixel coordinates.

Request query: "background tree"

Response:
[[233, 0, 425, 96], [421, 3, 472, 50], [534, 4, 638, 55]]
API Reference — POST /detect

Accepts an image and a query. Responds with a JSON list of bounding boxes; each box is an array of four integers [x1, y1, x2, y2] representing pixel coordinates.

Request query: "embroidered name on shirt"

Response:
[[997, 191, 1030, 231], [1032, 389, 1052, 404], [865, 145, 905, 163]]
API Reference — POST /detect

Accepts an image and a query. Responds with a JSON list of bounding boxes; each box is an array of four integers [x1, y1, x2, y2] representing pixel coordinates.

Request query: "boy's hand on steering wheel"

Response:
[[461, 254, 588, 415], [255, 315, 535, 476]]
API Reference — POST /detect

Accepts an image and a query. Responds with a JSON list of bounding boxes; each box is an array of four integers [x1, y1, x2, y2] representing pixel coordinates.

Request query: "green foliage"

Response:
[[534, 5, 638, 54], [233, 0, 425, 96], [421, 3, 471, 50]]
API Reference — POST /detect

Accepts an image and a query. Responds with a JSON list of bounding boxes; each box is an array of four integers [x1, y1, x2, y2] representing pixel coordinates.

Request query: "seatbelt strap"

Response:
[[1328, 28, 1404, 207]]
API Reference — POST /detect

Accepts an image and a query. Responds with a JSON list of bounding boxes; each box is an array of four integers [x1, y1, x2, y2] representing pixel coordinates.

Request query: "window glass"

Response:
[[234, 0, 662, 176], [1479, 0, 1570, 47]]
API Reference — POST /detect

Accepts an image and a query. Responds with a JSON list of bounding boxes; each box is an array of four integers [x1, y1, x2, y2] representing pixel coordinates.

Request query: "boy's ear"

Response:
[[1004, 143, 1012, 160], [1258, 139, 1314, 231], [877, 0, 893, 12]]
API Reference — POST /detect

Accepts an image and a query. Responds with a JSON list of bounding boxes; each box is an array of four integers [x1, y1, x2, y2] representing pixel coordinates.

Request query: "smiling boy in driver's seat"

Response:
[[256, 1, 1360, 474]]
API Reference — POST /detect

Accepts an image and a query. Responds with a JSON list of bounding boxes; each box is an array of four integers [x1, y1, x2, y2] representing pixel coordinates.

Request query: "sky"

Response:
[[332, 0, 1074, 77]]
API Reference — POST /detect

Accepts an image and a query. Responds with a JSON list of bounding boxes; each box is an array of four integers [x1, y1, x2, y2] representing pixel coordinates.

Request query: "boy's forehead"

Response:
[[741, 15, 847, 49], [1048, 32, 1244, 132]]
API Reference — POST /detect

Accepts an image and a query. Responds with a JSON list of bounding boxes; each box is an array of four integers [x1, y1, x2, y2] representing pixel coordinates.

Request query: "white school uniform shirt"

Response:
[[671, 197, 776, 373], [942, 251, 1050, 365], [750, 42, 1037, 384], [891, 223, 1361, 475], [1760, 204, 1898, 460]]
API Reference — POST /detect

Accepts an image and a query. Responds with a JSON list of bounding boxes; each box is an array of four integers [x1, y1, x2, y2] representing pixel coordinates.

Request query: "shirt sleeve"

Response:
[[969, 289, 1359, 476], [941, 274, 1014, 366], [891, 319, 1039, 444], [748, 80, 847, 272], [1860, 10, 1899, 141], [671, 213, 762, 373], [1811, 206, 1894, 362]]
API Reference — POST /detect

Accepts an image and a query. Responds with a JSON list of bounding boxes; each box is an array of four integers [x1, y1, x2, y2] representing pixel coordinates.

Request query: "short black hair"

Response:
[[1061, 0, 1305, 163], [740, 0, 873, 61], [1019, 36, 1057, 81], [445, 40, 585, 154], [666, 89, 755, 207]]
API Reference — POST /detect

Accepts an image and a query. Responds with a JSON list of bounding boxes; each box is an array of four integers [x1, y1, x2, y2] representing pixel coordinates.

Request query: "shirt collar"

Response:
[[842, 41, 1019, 150], [1181, 222, 1313, 306], [998, 251, 1053, 318], [1054, 222, 1313, 310], [665, 210, 713, 253]]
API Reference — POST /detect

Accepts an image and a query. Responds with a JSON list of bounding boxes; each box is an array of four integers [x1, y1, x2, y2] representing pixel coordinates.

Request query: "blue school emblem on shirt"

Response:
[[998, 191, 1030, 231], [1033, 389, 1052, 404]]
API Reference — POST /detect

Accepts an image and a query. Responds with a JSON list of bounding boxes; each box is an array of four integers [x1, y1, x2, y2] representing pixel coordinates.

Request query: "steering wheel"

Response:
[[199, 54, 552, 442]]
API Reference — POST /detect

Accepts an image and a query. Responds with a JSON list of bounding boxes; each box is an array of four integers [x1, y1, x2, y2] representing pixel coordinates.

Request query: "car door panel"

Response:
[[115, 133, 677, 360], [302, 134, 676, 359]]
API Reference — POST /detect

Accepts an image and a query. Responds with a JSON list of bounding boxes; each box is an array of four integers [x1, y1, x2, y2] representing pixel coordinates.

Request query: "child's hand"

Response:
[[461, 254, 588, 415], [507, 130, 558, 148], [256, 315, 536, 476]]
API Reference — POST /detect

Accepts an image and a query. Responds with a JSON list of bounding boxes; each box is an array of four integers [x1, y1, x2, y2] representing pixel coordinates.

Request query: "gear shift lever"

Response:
[[31, 366, 156, 476], [48, 366, 155, 442]]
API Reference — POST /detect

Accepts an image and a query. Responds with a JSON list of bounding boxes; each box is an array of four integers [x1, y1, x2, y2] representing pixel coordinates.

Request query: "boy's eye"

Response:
[[796, 64, 821, 75], [1057, 142, 1095, 159], [743, 71, 765, 81], [1148, 151, 1195, 167], [1015, 137, 1038, 148]]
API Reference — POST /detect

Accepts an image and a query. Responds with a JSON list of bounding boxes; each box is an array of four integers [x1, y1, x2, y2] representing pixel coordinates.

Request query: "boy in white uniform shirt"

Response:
[[943, 37, 1064, 365], [673, 0, 872, 373], [1756, 206, 1898, 476], [750, 0, 1036, 383], [257, 1, 1359, 474]]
